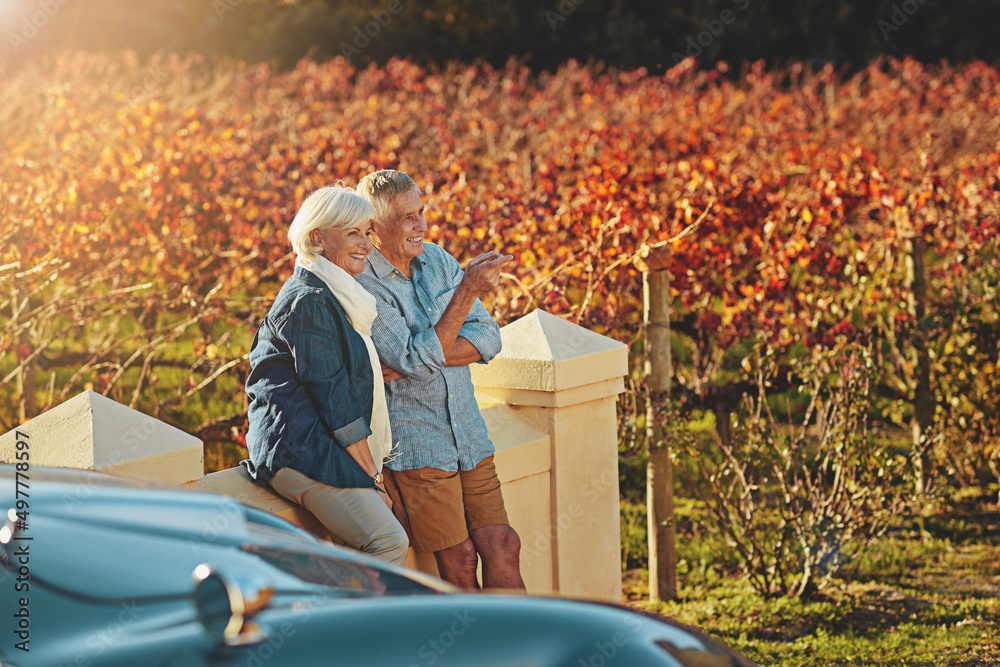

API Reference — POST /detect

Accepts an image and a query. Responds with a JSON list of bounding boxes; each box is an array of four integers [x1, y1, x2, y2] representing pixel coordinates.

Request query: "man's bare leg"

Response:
[[471, 524, 525, 590], [433, 538, 480, 590]]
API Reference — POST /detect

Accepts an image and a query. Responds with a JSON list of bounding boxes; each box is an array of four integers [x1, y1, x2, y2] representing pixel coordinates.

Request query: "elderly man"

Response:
[[355, 169, 524, 590]]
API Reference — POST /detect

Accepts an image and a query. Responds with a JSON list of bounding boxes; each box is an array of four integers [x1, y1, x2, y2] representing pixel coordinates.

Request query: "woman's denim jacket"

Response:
[[243, 267, 376, 490]]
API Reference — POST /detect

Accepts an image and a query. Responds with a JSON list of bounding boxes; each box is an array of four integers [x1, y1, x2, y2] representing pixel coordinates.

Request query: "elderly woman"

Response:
[[243, 184, 408, 565]]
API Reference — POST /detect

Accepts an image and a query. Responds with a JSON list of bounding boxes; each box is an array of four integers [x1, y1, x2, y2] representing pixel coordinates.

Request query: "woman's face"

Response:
[[314, 220, 374, 276]]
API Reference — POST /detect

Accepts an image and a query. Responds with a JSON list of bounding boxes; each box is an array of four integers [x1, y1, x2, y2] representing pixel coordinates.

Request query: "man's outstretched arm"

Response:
[[433, 250, 510, 362]]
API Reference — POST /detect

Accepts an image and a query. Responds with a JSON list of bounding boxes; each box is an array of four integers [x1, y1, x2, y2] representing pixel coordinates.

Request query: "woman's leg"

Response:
[[270, 468, 409, 566]]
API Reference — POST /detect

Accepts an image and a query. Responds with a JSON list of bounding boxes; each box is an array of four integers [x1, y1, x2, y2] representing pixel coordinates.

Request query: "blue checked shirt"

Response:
[[355, 244, 501, 472]]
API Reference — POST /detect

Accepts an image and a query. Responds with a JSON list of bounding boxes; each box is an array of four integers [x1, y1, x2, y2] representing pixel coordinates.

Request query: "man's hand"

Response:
[[434, 251, 513, 361], [381, 363, 403, 382], [460, 251, 513, 298]]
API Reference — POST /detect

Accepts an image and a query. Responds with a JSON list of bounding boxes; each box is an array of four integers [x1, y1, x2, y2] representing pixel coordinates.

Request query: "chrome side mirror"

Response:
[[192, 563, 274, 646]]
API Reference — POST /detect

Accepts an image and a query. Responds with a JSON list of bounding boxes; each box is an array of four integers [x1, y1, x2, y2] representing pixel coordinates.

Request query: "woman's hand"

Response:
[[345, 438, 392, 509], [376, 482, 393, 510]]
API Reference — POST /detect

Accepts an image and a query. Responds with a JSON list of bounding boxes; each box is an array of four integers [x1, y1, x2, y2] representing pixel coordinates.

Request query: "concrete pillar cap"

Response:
[[471, 309, 628, 394], [0, 390, 203, 484]]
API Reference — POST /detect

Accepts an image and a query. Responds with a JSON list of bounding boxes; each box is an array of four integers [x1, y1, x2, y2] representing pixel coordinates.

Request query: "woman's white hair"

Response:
[[287, 183, 375, 261]]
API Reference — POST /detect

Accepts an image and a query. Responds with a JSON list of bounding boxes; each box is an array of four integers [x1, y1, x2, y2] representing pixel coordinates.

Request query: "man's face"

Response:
[[374, 188, 427, 273]]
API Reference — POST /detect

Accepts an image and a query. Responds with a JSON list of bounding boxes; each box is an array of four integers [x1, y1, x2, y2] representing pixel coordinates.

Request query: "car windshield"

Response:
[[242, 544, 439, 596]]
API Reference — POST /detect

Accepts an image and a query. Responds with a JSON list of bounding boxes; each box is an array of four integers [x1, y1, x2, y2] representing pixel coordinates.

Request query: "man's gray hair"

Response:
[[356, 169, 420, 224], [287, 183, 375, 261]]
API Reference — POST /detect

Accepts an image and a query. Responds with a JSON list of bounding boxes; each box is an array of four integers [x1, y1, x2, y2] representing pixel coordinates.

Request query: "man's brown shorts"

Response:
[[383, 455, 509, 553]]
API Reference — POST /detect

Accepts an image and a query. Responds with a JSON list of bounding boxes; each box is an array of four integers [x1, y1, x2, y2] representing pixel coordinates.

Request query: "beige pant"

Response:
[[270, 467, 408, 566]]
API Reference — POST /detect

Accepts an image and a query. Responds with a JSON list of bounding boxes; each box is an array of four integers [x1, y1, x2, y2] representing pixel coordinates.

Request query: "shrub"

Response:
[[676, 345, 918, 597]]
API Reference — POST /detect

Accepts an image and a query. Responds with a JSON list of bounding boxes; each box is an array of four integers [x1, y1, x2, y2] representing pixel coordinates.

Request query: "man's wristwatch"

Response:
[[372, 471, 384, 485]]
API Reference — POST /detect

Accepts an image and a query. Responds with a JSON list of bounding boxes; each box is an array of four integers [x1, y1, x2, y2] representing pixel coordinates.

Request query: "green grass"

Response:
[[622, 513, 1000, 666]]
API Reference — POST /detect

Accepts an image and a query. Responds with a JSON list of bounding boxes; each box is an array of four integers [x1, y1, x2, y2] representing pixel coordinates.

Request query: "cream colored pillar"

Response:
[[472, 310, 628, 601], [0, 390, 203, 484]]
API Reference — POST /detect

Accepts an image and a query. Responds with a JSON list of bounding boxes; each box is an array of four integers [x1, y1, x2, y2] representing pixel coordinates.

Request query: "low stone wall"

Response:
[[2, 309, 627, 601]]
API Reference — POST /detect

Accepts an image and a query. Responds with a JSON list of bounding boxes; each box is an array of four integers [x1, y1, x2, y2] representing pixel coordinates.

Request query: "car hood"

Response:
[[0, 468, 449, 600]]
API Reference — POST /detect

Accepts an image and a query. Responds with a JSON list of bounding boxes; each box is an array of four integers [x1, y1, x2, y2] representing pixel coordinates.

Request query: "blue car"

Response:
[[0, 465, 754, 667]]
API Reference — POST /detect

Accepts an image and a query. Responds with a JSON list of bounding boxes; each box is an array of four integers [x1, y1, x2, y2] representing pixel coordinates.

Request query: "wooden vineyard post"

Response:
[[644, 254, 676, 602]]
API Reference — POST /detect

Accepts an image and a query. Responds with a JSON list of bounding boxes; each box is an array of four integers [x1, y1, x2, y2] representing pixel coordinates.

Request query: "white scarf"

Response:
[[296, 253, 393, 470]]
